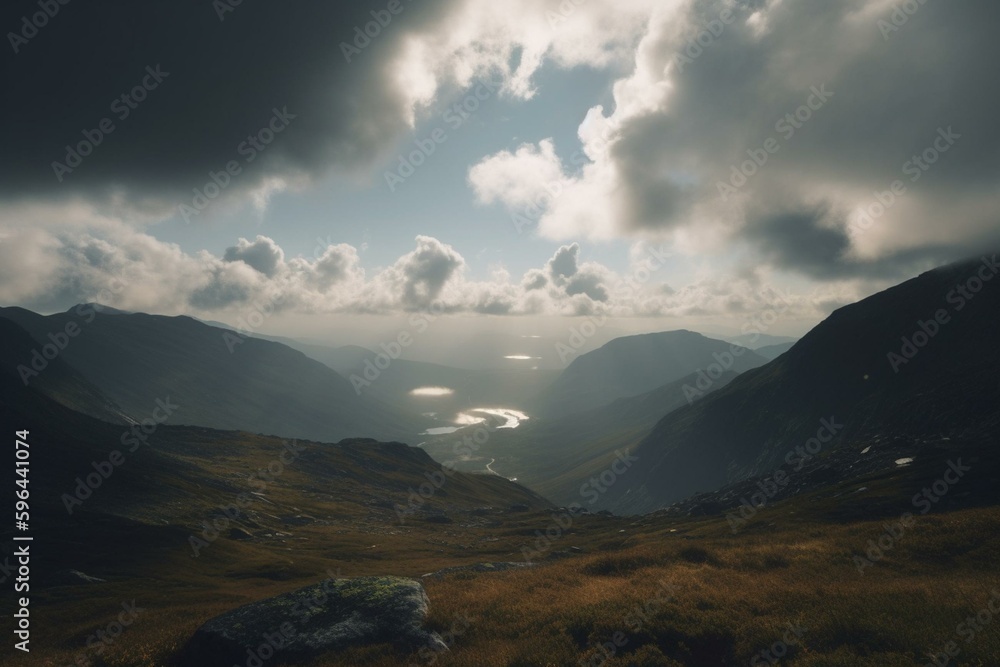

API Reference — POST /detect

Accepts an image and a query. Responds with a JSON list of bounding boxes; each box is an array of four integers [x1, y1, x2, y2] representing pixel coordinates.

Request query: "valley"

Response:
[[1, 254, 999, 666]]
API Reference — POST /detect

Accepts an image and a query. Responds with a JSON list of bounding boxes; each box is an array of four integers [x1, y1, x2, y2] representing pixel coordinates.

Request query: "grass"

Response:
[[6, 420, 1000, 666], [13, 504, 1000, 666]]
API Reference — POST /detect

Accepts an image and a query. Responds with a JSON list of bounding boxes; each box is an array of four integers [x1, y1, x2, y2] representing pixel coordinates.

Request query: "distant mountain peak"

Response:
[[70, 302, 132, 316]]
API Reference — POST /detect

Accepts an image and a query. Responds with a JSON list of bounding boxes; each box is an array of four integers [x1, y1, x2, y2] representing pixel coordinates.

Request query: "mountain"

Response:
[[0, 316, 130, 423], [755, 342, 795, 360], [537, 330, 769, 418], [0, 345, 551, 607], [712, 332, 799, 349], [601, 254, 1000, 513], [0, 305, 430, 443], [455, 370, 741, 504]]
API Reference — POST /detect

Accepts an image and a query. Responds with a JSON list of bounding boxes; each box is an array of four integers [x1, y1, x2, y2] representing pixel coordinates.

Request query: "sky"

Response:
[[1, 0, 998, 354]]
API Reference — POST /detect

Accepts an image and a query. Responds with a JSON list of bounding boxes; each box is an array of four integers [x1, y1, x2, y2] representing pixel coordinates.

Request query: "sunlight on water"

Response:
[[420, 407, 530, 435], [409, 386, 455, 397], [504, 355, 540, 360], [422, 426, 464, 435], [456, 408, 528, 429]]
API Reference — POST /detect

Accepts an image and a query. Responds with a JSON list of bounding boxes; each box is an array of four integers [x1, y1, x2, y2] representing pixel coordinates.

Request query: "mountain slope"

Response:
[[603, 254, 1000, 513], [508, 370, 740, 504], [538, 330, 768, 418], [0, 316, 129, 423], [0, 305, 429, 443], [755, 342, 795, 360]]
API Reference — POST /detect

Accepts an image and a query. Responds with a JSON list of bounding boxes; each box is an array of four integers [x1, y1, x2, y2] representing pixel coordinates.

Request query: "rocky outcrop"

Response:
[[181, 575, 445, 665]]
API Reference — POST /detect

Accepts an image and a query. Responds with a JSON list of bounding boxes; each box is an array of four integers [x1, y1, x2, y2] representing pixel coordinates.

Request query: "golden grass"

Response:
[[12, 424, 1000, 666]]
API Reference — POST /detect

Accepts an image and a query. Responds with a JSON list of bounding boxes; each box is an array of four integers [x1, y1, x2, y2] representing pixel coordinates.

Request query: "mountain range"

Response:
[[599, 254, 1000, 513], [0, 305, 429, 443]]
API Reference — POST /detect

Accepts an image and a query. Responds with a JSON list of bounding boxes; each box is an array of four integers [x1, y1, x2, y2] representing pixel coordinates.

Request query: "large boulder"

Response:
[[181, 575, 445, 665]]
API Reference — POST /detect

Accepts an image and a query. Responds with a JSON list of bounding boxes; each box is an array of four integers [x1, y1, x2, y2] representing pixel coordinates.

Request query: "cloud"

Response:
[[374, 236, 467, 311], [307, 244, 365, 291], [547, 243, 580, 282], [223, 236, 285, 277], [465, 0, 1000, 280], [0, 0, 660, 223], [0, 223, 851, 322], [0, 1, 470, 218], [468, 139, 567, 210]]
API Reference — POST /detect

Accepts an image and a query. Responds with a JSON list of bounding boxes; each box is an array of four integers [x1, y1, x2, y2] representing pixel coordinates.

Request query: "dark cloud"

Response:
[[743, 208, 851, 280], [566, 273, 609, 302], [395, 235, 464, 310], [223, 236, 284, 277], [547, 243, 579, 281], [0, 0, 449, 211], [515, 0, 1000, 281]]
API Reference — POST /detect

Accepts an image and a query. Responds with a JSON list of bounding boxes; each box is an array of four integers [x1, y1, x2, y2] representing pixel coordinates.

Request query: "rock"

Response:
[[423, 514, 453, 524], [470, 506, 495, 516], [228, 527, 253, 540], [181, 576, 443, 665], [507, 503, 530, 512], [568, 546, 583, 553]]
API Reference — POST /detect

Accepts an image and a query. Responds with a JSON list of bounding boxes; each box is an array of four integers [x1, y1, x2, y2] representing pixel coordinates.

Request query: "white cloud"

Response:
[[389, 0, 657, 119], [468, 139, 567, 210], [0, 220, 850, 324], [463, 0, 1000, 279]]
